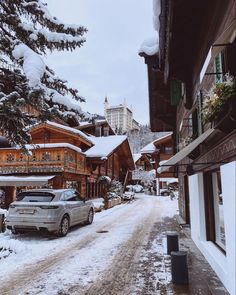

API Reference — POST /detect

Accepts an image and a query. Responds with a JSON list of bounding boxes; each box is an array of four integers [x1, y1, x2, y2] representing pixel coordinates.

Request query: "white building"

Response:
[[104, 97, 140, 134]]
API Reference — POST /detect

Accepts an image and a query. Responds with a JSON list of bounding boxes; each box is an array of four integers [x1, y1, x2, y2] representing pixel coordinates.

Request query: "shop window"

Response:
[[204, 169, 226, 252], [212, 171, 225, 250]]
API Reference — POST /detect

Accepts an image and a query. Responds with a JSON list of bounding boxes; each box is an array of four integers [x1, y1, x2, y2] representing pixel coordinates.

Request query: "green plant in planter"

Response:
[[203, 75, 236, 124]]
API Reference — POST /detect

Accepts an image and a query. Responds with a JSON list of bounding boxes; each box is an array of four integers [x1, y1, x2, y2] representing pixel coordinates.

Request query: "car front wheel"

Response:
[[57, 215, 69, 237], [85, 209, 94, 225]]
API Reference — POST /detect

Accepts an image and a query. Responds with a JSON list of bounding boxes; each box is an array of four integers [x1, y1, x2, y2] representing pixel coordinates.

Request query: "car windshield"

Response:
[[16, 192, 55, 202]]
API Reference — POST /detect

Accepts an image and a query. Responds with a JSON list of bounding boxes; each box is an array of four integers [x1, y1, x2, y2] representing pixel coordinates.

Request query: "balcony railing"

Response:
[[0, 146, 86, 175]]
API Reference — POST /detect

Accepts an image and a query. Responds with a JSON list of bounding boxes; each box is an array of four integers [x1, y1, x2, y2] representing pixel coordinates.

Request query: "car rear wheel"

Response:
[[85, 209, 94, 225], [57, 215, 69, 237]]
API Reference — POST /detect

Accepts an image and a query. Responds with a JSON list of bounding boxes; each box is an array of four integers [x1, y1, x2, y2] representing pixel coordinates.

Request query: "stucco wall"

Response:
[[188, 162, 236, 294]]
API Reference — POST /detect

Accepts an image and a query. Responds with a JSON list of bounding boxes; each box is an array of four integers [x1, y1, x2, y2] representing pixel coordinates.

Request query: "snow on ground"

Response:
[[0, 194, 178, 294], [92, 197, 104, 211]]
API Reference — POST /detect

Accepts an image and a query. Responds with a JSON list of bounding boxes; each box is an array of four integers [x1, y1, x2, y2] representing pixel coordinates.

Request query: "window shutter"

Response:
[[170, 80, 182, 106], [197, 93, 203, 136], [214, 52, 223, 82]]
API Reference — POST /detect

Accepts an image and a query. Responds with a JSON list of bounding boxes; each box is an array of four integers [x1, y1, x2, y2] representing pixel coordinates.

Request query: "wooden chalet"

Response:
[[131, 153, 152, 183], [140, 0, 236, 293], [77, 119, 115, 137], [85, 135, 135, 197], [133, 153, 152, 171], [140, 133, 174, 192], [0, 121, 134, 207]]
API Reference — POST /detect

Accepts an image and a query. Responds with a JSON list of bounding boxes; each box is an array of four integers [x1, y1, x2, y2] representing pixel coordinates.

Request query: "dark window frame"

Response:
[[203, 169, 226, 254]]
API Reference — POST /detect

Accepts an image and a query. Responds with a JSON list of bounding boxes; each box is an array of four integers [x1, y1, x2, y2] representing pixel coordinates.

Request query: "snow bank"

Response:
[[92, 198, 104, 211], [12, 44, 45, 87], [0, 209, 8, 217], [0, 233, 28, 260]]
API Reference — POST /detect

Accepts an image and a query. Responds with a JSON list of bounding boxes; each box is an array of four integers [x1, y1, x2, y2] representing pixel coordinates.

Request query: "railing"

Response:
[[0, 147, 85, 175]]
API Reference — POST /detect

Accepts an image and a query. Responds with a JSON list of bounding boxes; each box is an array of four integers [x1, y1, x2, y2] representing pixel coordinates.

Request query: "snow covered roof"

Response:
[[0, 175, 55, 186], [3, 143, 83, 154], [32, 121, 93, 144], [140, 133, 172, 154], [133, 153, 142, 163], [26, 143, 83, 154], [139, 0, 161, 56], [140, 142, 156, 154], [78, 119, 107, 128], [139, 37, 159, 56], [85, 135, 127, 158], [153, 132, 172, 145]]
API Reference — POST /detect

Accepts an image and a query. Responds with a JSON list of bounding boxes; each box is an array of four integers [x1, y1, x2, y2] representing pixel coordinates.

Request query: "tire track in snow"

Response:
[[67, 199, 161, 295], [0, 197, 154, 295]]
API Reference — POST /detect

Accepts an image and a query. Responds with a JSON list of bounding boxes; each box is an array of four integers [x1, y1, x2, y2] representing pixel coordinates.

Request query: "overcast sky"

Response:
[[46, 0, 155, 124]]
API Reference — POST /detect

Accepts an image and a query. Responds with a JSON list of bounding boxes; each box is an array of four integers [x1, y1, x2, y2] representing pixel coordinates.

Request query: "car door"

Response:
[[63, 191, 86, 225]]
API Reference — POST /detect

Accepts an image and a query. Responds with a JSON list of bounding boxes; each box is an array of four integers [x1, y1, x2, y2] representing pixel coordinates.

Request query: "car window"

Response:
[[60, 190, 83, 202], [16, 192, 55, 202]]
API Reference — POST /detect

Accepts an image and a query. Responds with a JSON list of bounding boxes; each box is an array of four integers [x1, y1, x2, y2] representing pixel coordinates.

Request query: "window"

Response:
[[6, 154, 14, 162], [42, 152, 51, 162], [204, 169, 226, 252], [212, 171, 225, 250], [164, 146, 173, 154]]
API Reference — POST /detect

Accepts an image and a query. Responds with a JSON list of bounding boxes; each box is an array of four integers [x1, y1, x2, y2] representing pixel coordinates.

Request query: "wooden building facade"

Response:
[[0, 121, 134, 207], [140, 133, 175, 192], [140, 0, 236, 293]]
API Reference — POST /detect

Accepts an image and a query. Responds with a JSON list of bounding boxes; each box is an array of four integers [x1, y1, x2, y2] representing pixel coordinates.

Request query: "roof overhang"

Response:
[[139, 52, 176, 132], [0, 175, 55, 186], [159, 0, 233, 108], [158, 129, 215, 173]]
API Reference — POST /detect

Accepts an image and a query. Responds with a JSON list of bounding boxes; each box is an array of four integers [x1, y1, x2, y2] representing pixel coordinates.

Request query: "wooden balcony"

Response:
[[0, 146, 86, 175]]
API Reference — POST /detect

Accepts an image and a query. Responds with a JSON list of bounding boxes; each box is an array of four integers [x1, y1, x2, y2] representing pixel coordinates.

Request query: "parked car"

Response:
[[126, 184, 143, 193], [123, 190, 135, 201], [6, 189, 94, 237]]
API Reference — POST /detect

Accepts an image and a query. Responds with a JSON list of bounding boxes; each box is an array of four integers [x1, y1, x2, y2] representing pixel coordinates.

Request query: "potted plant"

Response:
[[202, 74, 236, 131]]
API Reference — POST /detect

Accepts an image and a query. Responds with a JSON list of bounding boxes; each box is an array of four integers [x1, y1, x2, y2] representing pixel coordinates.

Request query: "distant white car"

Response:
[[126, 184, 143, 193], [132, 184, 143, 193], [123, 191, 135, 201]]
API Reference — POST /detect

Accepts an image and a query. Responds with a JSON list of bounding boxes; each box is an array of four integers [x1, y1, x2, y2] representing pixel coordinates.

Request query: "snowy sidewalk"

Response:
[[132, 209, 229, 295]]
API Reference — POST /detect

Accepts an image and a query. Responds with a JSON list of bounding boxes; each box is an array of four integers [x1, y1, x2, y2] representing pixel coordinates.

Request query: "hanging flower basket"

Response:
[[203, 75, 236, 131]]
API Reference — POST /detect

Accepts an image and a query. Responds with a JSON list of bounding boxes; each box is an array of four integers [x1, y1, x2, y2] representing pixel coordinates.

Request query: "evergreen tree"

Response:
[[0, 0, 87, 146]]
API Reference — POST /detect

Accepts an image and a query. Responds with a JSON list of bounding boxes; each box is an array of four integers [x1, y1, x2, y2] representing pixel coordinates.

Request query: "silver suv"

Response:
[[6, 189, 94, 237]]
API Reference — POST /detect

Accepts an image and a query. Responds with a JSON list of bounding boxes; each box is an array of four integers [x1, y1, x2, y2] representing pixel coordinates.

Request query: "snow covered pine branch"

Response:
[[0, 0, 87, 146]]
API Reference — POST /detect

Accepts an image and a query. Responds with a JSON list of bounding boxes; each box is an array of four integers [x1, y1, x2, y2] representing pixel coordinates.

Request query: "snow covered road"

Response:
[[0, 194, 178, 295]]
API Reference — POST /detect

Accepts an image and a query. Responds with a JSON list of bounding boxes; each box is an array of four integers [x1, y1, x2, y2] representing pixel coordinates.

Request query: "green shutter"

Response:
[[170, 80, 182, 106], [197, 94, 203, 136], [214, 53, 223, 82]]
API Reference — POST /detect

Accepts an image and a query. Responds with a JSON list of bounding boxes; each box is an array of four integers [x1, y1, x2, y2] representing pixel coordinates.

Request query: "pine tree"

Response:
[[0, 0, 87, 146]]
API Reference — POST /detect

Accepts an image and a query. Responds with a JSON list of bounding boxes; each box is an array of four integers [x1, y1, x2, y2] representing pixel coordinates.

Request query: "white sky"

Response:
[[45, 0, 156, 124]]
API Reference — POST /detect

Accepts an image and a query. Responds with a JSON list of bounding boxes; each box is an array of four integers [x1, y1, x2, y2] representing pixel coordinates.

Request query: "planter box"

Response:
[[213, 96, 236, 133]]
